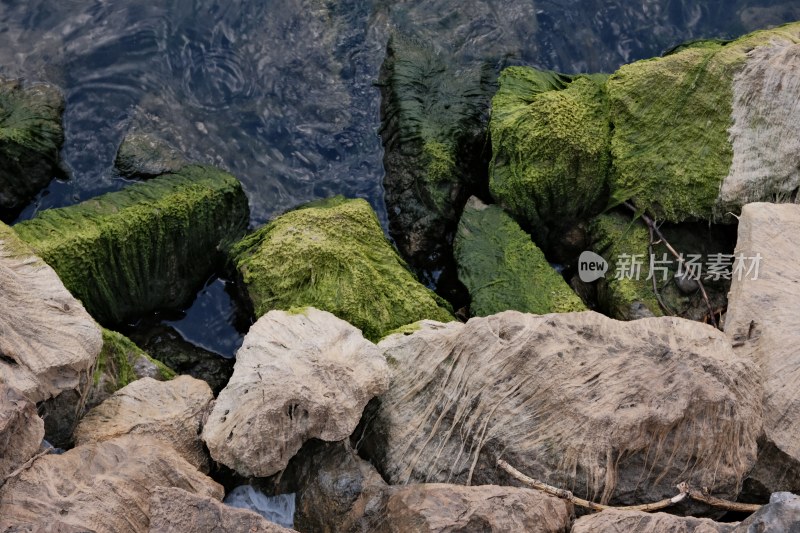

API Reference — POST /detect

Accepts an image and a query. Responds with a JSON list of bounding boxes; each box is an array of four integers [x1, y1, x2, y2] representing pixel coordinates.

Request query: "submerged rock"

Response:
[[725, 203, 800, 497], [14, 164, 249, 325], [0, 434, 222, 533], [74, 376, 212, 472], [202, 308, 390, 477], [0, 383, 45, 482], [0, 78, 64, 217], [489, 67, 610, 245], [149, 487, 297, 533], [454, 196, 585, 317], [231, 196, 453, 342], [379, 34, 493, 272], [115, 131, 187, 180], [363, 311, 761, 508], [571, 510, 733, 532]]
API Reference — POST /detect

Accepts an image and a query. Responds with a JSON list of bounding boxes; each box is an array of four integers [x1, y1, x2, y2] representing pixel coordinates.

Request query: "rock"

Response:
[[608, 23, 800, 222], [148, 486, 297, 533], [74, 375, 212, 471], [0, 384, 44, 482], [362, 311, 761, 507], [114, 132, 186, 179], [85, 328, 176, 411], [0, 434, 223, 533], [730, 492, 800, 532], [379, 34, 492, 272], [489, 67, 610, 245], [224, 487, 296, 529], [571, 510, 733, 532], [0, 78, 64, 217], [14, 164, 249, 325], [231, 196, 453, 342], [126, 323, 234, 394], [454, 196, 585, 317], [0, 220, 102, 445], [725, 203, 800, 497], [203, 308, 390, 477]]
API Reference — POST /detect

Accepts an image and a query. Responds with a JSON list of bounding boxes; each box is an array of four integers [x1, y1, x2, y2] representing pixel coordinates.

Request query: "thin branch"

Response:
[[2, 448, 53, 487]]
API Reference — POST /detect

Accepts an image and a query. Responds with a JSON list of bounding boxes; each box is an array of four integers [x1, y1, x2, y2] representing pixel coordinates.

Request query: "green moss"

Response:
[[454, 197, 586, 317], [231, 196, 454, 342], [380, 321, 424, 340], [489, 67, 611, 244], [94, 329, 175, 391], [14, 165, 249, 324]]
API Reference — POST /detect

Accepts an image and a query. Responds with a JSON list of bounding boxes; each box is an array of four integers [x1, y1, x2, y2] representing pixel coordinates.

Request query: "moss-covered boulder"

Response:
[[489, 68, 611, 244], [231, 196, 454, 342], [0, 78, 64, 217], [14, 165, 249, 324], [379, 34, 493, 271], [454, 197, 585, 317]]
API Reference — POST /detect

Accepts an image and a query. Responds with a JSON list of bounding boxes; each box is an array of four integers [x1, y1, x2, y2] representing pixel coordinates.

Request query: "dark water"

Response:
[[2, 0, 796, 354]]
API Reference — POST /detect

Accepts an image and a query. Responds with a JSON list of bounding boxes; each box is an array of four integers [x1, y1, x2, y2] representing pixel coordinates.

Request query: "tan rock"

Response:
[[0, 434, 222, 533], [364, 311, 761, 507], [0, 384, 44, 482], [148, 487, 297, 533], [74, 376, 213, 471], [725, 202, 800, 495], [202, 308, 390, 477], [571, 510, 733, 533]]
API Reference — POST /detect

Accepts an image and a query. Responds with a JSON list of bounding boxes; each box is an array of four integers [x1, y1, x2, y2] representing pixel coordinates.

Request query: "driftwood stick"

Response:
[[677, 483, 762, 513], [1, 448, 53, 486]]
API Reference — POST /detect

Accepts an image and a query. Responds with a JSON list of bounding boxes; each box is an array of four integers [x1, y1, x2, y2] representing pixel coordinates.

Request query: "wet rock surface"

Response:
[[114, 131, 186, 179]]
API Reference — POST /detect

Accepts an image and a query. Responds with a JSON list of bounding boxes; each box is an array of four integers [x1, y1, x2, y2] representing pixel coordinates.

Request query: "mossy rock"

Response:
[[231, 196, 454, 342], [0, 78, 64, 216], [14, 165, 249, 324], [455, 196, 586, 317], [379, 34, 494, 270], [489, 67, 611, 245]]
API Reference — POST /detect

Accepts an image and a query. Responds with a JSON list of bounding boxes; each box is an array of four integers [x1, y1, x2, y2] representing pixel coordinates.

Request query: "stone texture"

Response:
[[74, 376, 213, 471], [0, 384, 44, 482], [730, 492, 800, 532], [725, 202, 800, 497], [571, 510, 733, 533], [115, 132, 186, 179], [148, 487, 297, 533], [363, 311, 761, 507], [0, 435, 223, 533], [202, 308, 390, 477]]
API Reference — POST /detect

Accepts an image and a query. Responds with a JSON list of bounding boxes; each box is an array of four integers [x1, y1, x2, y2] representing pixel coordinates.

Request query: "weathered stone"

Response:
[[730, 492, 800, 532], [725, 202, 800, 496], [115, 132, 186, 179], [14, 164, 249, 324], [202, 308, 390, 477], [0, 435, 223, 533], [363, 311, 761, 507], [0, 384, 44, 482], [148, 487, 297, 533], [74, 376, 212, 471], [0, 78, 64, 216], [454, 196, 585, 316], [231, 196, 453, 342], [571, 510, 733, 533]]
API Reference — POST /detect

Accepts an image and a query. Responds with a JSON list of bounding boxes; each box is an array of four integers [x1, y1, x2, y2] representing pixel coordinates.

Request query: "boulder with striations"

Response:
[[571, 510, 733, 533], [0, 383, 45, 482]]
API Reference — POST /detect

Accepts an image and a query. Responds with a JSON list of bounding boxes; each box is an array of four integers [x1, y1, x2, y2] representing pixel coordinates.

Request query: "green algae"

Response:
[[231, 196, 454, 342], [14, 165, 249, 324], [489, 67, 611, 244], [94, 329, 175, 391], [454, 197, 586, 317]]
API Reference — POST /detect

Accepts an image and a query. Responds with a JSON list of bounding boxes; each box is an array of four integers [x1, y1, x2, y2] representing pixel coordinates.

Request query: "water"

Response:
[[224, 485, 295, 528]]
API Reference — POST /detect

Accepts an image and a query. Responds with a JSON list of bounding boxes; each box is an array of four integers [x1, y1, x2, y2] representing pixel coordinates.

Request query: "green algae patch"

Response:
[[14, 165, 249, 324], [231, 196, 454, 342], [455, 197, 586, 317], [0, 79, 64, 214], [489, 67, 611, 245]]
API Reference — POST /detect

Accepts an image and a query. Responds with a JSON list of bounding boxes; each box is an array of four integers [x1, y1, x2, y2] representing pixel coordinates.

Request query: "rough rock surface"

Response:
[[363, 311, 761, 506], [203, 308, 390, 477], [0, 221, 102, 404], [115, 132, 186, 179], [231, 196, 453, 342], [454, 196, 585, 316], [74, 375, 212, 471], [725, 203, 800, 496], [571, 510, 733, 533], [14, 164, 249, 324], [0, 435, 223, 533], [0, 384, 44, 481], [148, 487, 296, 533], [0, 78, 64, 216], [730, 492, 800, 532]]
